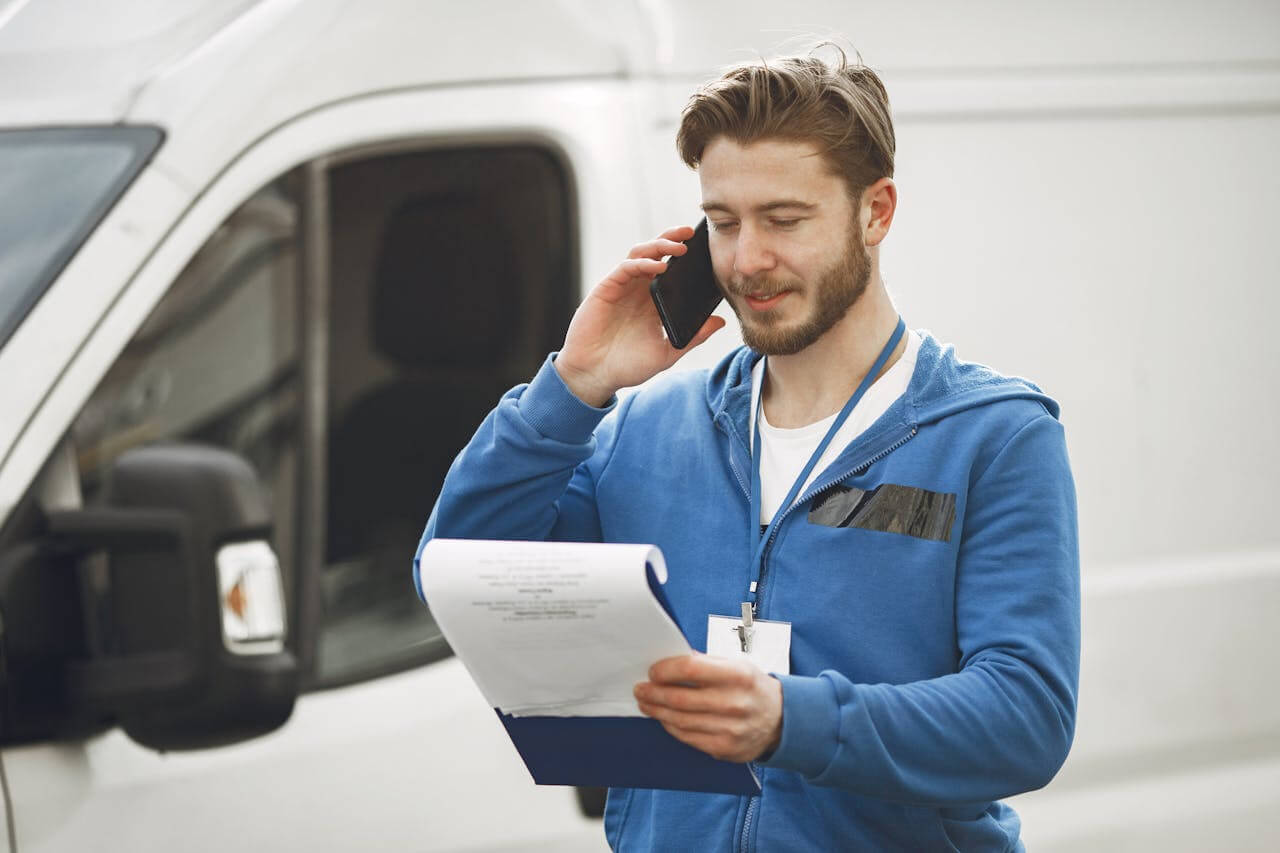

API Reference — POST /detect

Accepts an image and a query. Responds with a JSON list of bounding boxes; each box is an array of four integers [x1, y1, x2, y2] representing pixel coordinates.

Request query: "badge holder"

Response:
[[706, 602, 791, 675]]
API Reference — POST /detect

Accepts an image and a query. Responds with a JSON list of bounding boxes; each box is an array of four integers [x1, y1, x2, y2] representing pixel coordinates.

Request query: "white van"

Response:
[[1, 2, 1277, 851]]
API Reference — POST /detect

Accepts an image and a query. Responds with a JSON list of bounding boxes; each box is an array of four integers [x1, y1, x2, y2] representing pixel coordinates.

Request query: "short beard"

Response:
[[723, 231, 871, 357]]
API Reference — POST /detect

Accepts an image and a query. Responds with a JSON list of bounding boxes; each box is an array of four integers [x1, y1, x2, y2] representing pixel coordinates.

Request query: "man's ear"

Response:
[[862, 177, 897, 248]]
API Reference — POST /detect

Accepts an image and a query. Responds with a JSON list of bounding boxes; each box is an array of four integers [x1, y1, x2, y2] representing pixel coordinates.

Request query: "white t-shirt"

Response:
[[749, 330, 921, 524]]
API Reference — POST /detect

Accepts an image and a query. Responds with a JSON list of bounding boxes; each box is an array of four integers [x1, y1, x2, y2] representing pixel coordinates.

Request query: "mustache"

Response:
[[722, 275, 797, 298]]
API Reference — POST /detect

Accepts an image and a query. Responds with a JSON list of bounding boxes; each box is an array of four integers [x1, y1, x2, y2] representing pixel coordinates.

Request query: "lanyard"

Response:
[[746, 316, 906, 609]]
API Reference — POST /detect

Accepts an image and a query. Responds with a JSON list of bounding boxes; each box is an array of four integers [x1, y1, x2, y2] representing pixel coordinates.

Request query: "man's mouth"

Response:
[[743, 291, 790, 311]]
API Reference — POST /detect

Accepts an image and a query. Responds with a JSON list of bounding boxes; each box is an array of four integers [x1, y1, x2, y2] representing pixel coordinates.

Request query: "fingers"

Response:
[[658, 224, 696, 242], [648, 654, 755, 687], [610, 226, 697, 291], [635, 655, 783, 764], [626, 224, 695, 260], [634, 682, 752, 716], [627, 236, 689, 261], [601, 256, 667, 288], [638, 701, 734, 734], [636, 683, 775, 763]]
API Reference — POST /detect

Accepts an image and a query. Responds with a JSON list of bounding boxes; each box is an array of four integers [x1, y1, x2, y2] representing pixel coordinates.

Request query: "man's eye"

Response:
[[771, 218, 801, 228], [708, 221, 738, 233]]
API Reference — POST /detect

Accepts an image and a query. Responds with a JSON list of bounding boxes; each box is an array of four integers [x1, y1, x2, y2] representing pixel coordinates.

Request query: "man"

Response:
[[416, 48, 1079, 851]]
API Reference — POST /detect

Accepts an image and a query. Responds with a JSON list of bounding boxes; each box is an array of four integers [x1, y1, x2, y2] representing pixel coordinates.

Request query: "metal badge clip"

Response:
[[733, 601, 755, 653]]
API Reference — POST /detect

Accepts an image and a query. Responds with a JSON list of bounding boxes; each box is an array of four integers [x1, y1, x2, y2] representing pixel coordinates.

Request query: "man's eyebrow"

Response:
[[700, 200, 819, 214]]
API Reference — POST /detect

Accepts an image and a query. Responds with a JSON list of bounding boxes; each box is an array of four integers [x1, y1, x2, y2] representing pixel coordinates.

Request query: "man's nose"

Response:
[[732, 224, 777, 279]]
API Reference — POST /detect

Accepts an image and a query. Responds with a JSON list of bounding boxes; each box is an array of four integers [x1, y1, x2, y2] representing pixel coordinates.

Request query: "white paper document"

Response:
[[417, 539, 692, 717]]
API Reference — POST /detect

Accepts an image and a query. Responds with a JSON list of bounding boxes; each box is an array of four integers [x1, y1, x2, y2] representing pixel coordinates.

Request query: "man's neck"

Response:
[[760, 281, 905, 429]]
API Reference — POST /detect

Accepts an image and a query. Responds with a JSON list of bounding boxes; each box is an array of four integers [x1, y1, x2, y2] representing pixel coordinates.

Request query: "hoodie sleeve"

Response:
[[412, 354, 624, 600], [762, 411, 1081, 805]]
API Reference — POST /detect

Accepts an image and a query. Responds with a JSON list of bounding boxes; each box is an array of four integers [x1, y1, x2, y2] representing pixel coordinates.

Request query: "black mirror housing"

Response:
[[0, 444, 298, 750]]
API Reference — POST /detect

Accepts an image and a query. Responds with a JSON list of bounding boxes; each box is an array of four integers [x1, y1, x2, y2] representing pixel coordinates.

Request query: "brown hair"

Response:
[[676, 44, 895, 203]]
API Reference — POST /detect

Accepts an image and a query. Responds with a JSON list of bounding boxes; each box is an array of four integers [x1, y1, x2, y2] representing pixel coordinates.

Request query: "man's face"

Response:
[[698, 137, 870, 356]]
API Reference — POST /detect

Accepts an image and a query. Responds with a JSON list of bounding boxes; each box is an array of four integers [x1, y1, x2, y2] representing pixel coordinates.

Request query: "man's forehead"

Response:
[[697, 136, 840, 212], [700, 198, 819, 214]]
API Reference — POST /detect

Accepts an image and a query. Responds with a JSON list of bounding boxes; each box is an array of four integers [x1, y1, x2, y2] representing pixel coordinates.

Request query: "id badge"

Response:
[[706, 613, 792, 675]]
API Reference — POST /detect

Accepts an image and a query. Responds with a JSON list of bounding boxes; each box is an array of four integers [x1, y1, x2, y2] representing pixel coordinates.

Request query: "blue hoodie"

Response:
[[415, 331, 1080, 852]]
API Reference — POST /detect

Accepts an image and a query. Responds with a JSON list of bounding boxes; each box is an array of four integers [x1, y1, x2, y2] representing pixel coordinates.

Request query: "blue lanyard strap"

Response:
[[747, 316, 906, 607]]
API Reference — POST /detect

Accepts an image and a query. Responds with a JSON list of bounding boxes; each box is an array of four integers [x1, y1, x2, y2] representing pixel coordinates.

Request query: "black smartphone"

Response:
[[649, 218, 723, 349]]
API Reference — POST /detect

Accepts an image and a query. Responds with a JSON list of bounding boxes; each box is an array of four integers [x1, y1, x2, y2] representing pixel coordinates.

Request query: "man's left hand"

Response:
[[634, 655, 783, 763]]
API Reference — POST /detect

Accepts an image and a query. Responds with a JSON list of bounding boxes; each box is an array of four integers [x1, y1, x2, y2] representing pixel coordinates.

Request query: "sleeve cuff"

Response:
[[516, 353, 616, 444], [758, 673, 841, 778]]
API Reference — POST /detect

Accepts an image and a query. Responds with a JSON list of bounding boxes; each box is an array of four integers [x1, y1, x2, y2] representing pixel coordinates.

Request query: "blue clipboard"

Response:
[[497, 712, 761, 794], [495, 562, 759, 794]]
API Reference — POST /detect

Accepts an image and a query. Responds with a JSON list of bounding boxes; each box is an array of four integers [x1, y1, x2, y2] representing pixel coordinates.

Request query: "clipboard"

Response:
[[417, 539, 762, 795], [498, 713, 760, 794]]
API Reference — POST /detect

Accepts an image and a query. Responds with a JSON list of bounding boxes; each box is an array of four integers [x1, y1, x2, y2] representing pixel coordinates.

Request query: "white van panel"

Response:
[[0, 0, 644, 128], [639, 0, 1280, 75], [0, 77, 651, 535], [123, 0, 645, 189], [1014, 752, 1280, 852], [7, 659, 608, 852], [0, 0, 257, 124]]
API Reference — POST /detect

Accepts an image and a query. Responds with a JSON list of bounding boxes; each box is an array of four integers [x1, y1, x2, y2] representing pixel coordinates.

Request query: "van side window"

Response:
[[72, 175, 304, 613], [63, 144, 575, 691], [316, 145, 575, 687]]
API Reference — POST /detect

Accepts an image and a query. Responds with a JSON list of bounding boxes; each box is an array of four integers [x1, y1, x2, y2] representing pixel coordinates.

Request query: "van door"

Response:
[[0, 79, 649, 852]]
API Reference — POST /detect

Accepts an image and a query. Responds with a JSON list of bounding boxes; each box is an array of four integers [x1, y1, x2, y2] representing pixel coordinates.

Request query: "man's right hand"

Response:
[[554, 225, 727, 407]]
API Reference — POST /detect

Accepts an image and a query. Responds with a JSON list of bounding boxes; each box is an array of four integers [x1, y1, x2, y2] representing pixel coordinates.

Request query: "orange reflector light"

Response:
[[216, 540, 286, 655]]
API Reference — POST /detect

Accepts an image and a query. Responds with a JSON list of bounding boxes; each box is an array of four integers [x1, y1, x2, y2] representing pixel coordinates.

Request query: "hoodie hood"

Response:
[[906, 332, 1059, 423], [704, 329, 1060, 449]]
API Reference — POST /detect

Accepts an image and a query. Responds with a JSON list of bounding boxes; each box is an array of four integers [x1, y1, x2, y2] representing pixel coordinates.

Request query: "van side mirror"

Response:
[[0, 444, 298, 750]]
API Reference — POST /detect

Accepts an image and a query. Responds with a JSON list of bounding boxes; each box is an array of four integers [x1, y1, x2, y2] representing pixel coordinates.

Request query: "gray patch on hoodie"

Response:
[[808, 485, 870, 529], [809, 483, 956, 542]]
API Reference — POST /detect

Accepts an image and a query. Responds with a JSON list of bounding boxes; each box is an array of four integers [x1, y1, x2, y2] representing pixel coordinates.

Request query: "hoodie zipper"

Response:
[[739, 790, 759, 853], [752, 425, 917, 617], [731, 424, 916, 853]]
